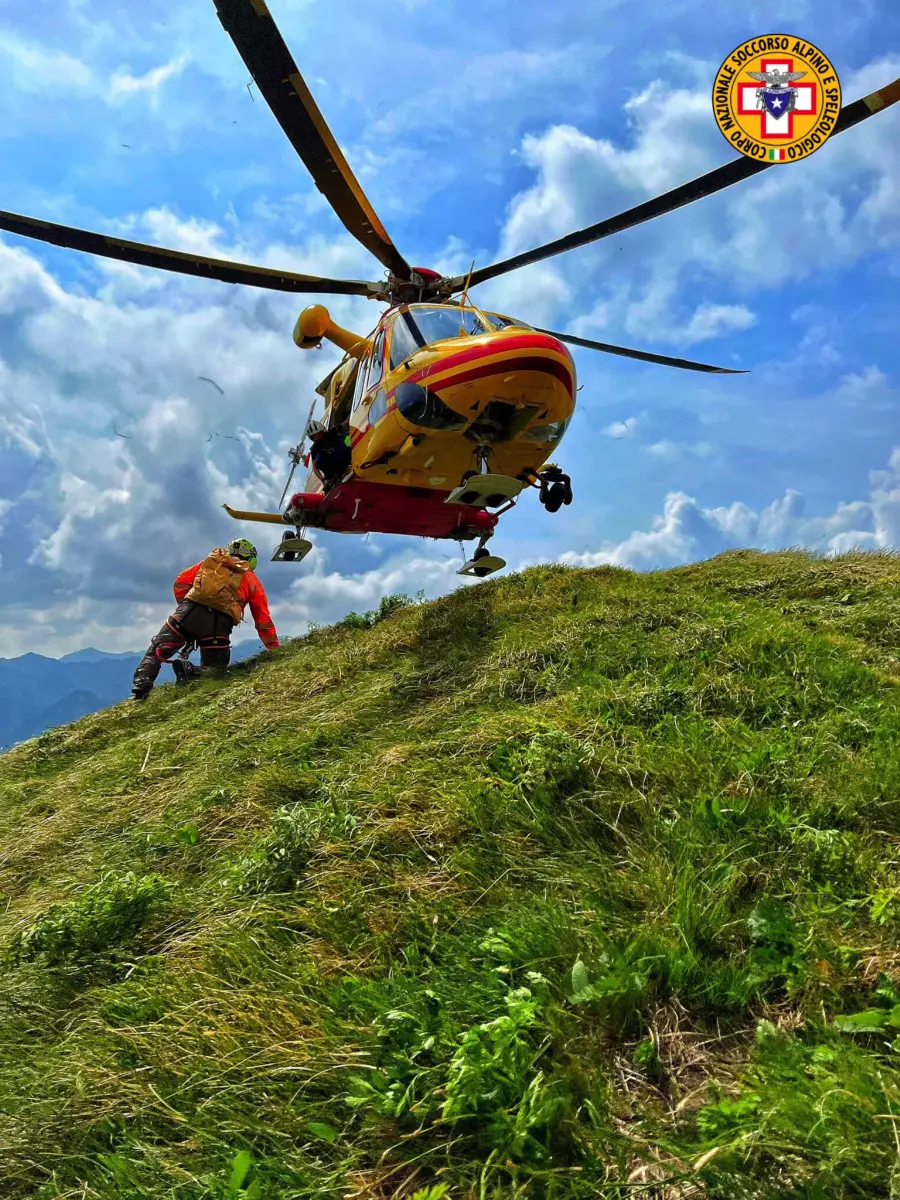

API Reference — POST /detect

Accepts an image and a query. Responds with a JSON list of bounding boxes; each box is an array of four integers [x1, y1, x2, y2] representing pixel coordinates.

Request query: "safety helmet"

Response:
[[227, 538, 258, 570], [307, 419, 327, 437]]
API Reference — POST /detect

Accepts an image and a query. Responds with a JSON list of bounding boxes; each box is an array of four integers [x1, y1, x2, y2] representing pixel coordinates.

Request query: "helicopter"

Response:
[[1, 4, 897, 579], [224, 298, 586, 577]]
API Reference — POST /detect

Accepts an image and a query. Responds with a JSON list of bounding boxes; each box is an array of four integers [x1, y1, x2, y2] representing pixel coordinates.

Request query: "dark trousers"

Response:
[[133, 600, 235, 694], [310, 438, 351, 489]]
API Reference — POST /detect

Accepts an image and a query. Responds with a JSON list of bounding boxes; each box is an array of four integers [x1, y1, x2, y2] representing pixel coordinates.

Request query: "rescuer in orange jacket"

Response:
[[132, 539, 279, 701]]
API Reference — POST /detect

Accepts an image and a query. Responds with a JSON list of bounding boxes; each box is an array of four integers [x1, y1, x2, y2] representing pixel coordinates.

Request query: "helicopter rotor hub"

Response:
[[385, 266, 453, 305]]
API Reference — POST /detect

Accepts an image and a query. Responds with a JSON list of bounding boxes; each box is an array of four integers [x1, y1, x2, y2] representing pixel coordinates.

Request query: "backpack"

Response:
[[185, 549, 250, 624]]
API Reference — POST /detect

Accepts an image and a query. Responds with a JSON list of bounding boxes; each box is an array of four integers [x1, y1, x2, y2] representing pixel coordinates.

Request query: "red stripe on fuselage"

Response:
[[429, 354, 574, 397]]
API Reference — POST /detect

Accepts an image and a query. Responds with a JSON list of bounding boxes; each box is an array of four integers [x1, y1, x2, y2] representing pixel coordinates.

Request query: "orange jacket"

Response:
[[173, 563, 279, 649]]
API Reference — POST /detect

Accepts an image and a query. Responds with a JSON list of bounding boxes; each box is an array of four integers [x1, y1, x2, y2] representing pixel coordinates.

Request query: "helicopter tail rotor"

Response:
[[278, 398, 318, 508]]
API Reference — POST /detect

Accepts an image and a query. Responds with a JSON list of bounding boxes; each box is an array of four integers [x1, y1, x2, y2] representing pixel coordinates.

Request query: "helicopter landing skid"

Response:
[[458, 553, 506, 578], [271, 533, 313, 564], [445, 473, 524, 509]]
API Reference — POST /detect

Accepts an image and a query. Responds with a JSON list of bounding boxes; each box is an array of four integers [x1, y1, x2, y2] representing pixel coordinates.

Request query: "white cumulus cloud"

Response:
[[681, 303, 756, 344], [561, 448, 900, 570], [646, 440, 715, 460], [0, 34, 94, 93], [108, 54, 190, 102], [603, 417, 640, 438]]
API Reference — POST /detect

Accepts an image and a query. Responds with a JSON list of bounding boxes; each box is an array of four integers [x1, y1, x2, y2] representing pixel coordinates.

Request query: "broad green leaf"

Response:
[[307, 1121, 339, 1144], [834, 1009, 890, 1033], [228, 1150, 253, 1193], [571, 959, 590, 996]]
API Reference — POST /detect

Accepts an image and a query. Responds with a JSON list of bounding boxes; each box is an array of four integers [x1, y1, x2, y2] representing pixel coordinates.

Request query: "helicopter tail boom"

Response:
[[222, 505, 292, 525]]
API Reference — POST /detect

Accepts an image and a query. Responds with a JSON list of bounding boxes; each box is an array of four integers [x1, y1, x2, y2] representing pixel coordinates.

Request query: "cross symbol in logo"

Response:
[[737, 56, 818, 139]]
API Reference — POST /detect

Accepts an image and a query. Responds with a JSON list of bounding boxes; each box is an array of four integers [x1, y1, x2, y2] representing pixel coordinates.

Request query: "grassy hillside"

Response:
[[1, 550, 899, 1200]]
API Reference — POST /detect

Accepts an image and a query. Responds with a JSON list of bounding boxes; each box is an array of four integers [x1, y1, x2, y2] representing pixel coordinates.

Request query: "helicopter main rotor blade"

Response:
[[214, 0, 411, 281], [539, 327, 748, 374], [455, 77, 900, 291], [0, 210, 383, 296]]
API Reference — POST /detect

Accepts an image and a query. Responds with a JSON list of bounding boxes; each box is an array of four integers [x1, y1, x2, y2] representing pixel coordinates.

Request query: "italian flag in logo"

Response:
[[768, 147, 786, 161]]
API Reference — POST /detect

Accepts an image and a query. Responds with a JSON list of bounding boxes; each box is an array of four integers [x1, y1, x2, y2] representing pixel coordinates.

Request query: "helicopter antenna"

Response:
[[279, 397, 318, 508], [459, 258, 476, 309], [458, 257, 494, 336]]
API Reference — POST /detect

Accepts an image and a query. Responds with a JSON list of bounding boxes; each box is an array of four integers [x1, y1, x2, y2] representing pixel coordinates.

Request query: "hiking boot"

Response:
[[131, 687, 150, 702], [173, 660, 200, 685]]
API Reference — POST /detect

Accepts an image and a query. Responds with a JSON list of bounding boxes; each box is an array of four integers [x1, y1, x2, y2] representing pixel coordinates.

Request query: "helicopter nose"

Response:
[[408, 331, 575, 398]]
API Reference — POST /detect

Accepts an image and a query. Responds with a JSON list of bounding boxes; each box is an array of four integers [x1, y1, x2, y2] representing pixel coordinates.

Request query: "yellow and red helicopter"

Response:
[[1, 3, 897, 578]]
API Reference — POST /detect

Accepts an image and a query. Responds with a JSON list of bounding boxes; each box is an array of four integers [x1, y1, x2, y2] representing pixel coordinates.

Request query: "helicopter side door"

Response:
[[349, 319, 409, 469], [365, 324, 390, 427], [350, 326, 390, 429], [348, 344, 374, 438]]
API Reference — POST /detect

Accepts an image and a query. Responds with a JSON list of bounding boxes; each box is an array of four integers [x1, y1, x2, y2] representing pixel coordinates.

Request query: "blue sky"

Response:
[[0, 0, 898, 655]]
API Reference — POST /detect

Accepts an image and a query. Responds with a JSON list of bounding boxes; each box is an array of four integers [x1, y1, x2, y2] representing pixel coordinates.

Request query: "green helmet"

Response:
[[227, 538, 258, 570]]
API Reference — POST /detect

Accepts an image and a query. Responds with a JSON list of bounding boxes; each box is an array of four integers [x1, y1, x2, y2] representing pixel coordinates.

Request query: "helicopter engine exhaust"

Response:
[[293, 305, 370, 358]]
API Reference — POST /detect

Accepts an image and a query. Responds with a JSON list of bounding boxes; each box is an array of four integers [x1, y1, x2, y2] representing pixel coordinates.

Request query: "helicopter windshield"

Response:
[[389, 305, 490, 369], [485, 313, 534, 330]]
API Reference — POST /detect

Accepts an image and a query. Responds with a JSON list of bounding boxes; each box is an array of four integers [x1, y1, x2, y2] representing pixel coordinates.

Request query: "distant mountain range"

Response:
[[59, 648, 141, 664], [0, 641, 263, 752]]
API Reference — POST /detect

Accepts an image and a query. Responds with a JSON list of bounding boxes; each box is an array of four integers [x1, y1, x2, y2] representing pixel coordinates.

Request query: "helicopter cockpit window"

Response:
[[389, 305, 489, 370], [368, 328, 386, 391], [351, 353, 370, 412], [486, 313, 534, 331]]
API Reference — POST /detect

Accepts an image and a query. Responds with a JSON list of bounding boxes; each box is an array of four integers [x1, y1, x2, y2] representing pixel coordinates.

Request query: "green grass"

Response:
[[1, 549, 900, 1198]]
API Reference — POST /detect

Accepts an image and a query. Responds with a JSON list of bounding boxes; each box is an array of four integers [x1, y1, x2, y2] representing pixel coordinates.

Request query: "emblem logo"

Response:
[[712, 35, 842, 163]]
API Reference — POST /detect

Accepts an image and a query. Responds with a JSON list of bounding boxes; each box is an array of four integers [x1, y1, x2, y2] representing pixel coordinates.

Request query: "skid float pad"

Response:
[[272, 536, 313, 563], [458, 554, 506, 578], [445, 474, 524, 508]]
